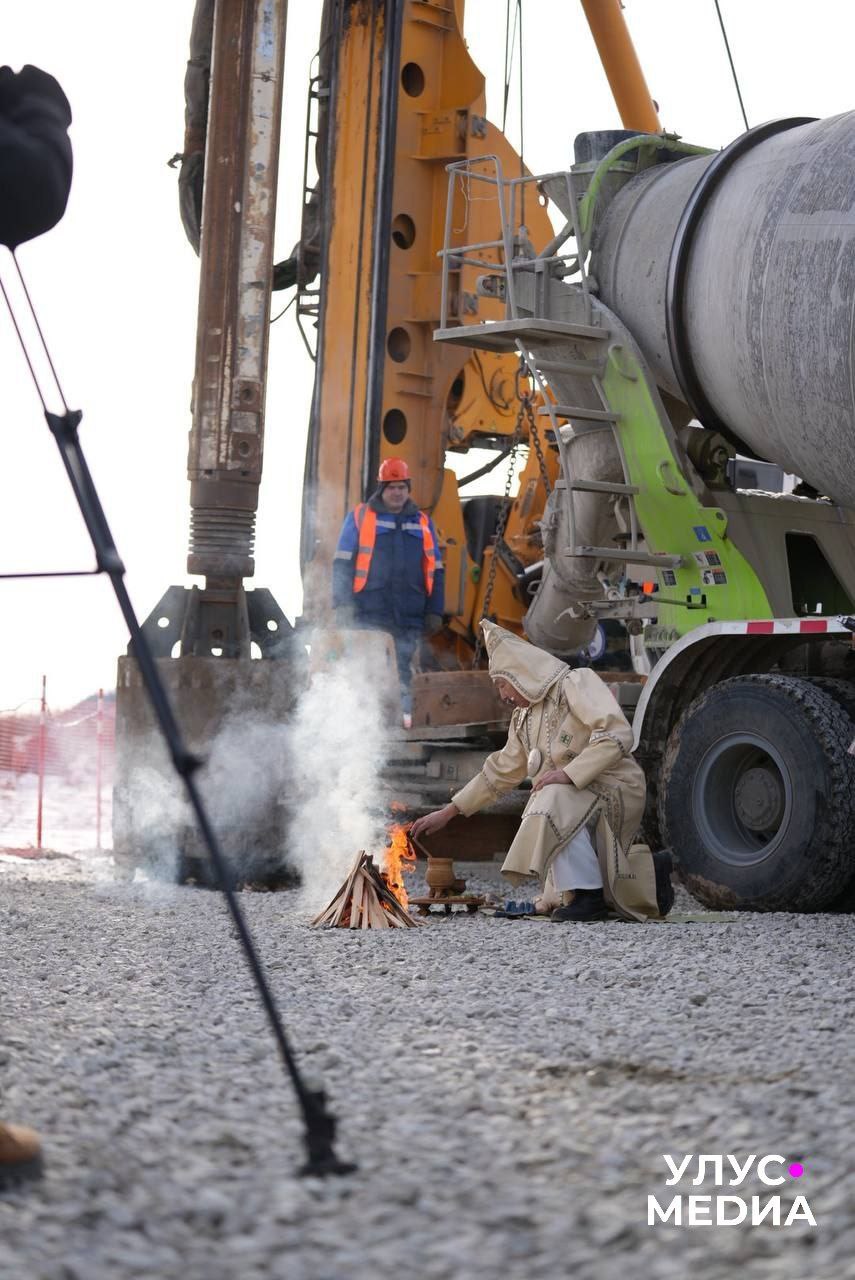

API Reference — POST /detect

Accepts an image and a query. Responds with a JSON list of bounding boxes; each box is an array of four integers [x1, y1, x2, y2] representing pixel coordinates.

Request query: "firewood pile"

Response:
[[311, 851, 420, 929]]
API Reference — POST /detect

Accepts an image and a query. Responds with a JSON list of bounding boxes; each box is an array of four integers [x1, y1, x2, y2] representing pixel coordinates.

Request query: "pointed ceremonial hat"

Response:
[[481, 620, 568, 704]]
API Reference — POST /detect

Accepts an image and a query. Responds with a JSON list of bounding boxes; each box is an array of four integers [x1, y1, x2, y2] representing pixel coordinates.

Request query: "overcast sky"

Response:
[[2, 0, 854, 711]]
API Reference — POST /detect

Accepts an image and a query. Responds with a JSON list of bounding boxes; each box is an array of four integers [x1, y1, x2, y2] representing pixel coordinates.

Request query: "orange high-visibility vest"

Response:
[[352, 503, 437, 595]]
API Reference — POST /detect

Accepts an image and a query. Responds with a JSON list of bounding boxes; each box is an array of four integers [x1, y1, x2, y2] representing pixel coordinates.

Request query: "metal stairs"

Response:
[[524, 335, 682, 570], [433, 154, 684, 576], [432, 317, 608, 353]]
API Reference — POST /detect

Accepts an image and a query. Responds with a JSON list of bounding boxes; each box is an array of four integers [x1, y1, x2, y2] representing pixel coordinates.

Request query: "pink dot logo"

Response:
[[788, 1162, 804, 1178]]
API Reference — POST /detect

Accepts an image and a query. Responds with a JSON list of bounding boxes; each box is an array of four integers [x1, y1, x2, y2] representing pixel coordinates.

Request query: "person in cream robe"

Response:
[[411, 621, 650, 922]]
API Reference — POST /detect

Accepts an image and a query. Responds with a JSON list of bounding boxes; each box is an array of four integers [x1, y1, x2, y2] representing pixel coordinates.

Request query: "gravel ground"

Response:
[[1, 851, 853, 1280]]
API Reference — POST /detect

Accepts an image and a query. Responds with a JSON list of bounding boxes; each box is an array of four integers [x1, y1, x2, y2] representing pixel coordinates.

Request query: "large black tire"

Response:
[[804, 679, 855, 911], [659, 674, 855, 911], [803, 676, 855, 725]]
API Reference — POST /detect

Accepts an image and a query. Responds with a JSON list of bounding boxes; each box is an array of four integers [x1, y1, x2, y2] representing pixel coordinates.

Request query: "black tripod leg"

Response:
[[42, 406, 356, 1178]]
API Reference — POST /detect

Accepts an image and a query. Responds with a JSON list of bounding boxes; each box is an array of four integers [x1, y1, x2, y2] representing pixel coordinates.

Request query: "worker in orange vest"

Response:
[[333, 458, 444, 728]]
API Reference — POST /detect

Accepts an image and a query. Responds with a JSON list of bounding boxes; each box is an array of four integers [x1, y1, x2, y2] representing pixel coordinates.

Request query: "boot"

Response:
[[551, 889, 608, 922], [652, 848, 676, 918], [0, 1123, 43, 1190]]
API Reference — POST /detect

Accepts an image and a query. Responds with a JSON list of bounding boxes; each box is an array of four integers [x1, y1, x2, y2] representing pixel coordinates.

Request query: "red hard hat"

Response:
[[378, 457, 410, 483]]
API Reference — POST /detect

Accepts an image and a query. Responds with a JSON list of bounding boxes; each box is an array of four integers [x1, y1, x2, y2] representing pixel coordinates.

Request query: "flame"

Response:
[[381, 824, 417, 908]]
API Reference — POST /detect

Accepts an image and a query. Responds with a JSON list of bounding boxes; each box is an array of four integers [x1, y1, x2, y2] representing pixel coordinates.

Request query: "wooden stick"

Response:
[[310, 850, 420, 929], [311, 850, 365, 926], [349, 870, 365, 930]]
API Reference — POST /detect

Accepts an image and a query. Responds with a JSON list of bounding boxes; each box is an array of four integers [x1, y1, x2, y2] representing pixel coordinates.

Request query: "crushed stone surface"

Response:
[[1, 851, 853, 1280]]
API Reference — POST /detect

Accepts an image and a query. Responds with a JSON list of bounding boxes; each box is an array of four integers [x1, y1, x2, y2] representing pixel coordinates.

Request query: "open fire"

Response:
[[310, 823, 419, 929], [381, 823, 417, 908]]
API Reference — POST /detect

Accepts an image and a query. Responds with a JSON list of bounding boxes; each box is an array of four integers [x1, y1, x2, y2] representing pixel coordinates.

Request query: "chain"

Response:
[[525, 398, 552, 496], [515, 360, 552, 496], [471, 360, 552, 667], [471, 408, 524, 668]]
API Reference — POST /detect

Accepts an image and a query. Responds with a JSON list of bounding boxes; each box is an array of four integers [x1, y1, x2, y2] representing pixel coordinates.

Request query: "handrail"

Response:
[[438, 157, 583, 330]]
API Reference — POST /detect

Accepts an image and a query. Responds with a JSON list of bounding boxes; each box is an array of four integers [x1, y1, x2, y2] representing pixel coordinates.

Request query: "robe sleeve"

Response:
[[450, 710, 528, 817], [561, 670, 634, 790]]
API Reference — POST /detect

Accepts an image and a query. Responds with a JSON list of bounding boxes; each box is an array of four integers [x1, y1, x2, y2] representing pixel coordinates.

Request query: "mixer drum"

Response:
[[591, 112, 855, 506]]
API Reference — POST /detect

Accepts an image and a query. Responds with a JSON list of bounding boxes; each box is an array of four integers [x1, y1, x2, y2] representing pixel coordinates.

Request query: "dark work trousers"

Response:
[[391, 627, 422, 714]]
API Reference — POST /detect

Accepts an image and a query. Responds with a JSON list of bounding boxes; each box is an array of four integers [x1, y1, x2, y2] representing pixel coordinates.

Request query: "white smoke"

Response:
[[113, 634, 395, 900], [118, 759, 184, 883], [114, 680, 293, 887], [284, 642, 390, 910]]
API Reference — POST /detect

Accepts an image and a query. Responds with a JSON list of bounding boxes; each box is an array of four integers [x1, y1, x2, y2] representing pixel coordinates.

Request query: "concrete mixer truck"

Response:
[[435, 113, 855, 913], [113, 0, 855, 916]]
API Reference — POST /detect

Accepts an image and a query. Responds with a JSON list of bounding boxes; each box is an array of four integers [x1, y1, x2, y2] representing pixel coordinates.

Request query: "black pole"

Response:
[[38, 404, 355, 1177], [1, 271, 356, 1174]]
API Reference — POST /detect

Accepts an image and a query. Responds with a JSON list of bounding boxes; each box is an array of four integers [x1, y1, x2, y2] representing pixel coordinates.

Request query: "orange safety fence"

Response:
[[0, 679, 115, 856]]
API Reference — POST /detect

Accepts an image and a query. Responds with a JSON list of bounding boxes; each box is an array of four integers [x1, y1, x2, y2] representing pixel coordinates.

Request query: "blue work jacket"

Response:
[[332, 494, 444, 630]]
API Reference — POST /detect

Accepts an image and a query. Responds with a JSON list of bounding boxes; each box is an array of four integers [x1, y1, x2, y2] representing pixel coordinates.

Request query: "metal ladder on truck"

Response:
[[433, 155, 681, 582]]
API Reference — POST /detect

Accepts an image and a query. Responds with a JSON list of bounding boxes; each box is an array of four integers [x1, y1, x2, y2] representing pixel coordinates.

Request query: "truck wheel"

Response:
[[804, 680, 855, 911], [803, 676, 855, 724], [659, 674, 855, 911]]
